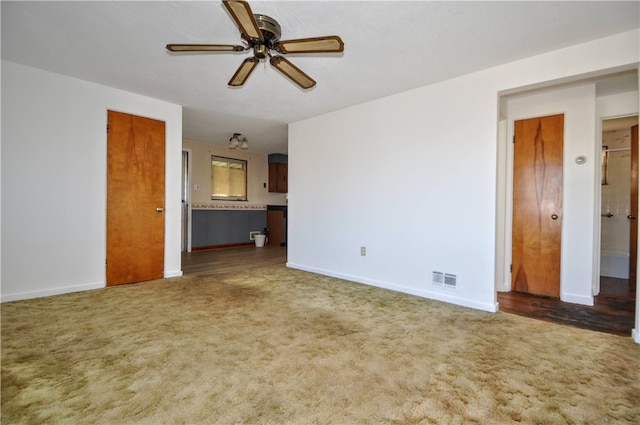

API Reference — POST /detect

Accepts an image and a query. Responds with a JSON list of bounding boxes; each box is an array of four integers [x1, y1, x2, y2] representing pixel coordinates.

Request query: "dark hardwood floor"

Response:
[[182, 247, 636, 337], [182, 245, 287, 276], [498, 277, 636, 336]]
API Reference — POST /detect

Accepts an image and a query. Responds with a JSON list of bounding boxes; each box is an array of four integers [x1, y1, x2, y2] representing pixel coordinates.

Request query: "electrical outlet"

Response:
[[193, 184, 200, 191], [360, 246, 366, 256]]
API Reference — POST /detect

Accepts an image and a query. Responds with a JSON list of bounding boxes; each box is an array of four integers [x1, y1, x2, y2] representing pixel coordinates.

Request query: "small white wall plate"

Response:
[[575, 155, 587, 164]]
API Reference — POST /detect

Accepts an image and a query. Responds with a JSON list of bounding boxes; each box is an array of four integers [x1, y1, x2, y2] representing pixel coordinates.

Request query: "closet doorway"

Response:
[[600, 116, 638, 294]]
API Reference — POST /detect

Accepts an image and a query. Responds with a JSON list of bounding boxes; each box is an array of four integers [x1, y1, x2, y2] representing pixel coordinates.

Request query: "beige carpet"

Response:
[[2, 266, 639, 424]]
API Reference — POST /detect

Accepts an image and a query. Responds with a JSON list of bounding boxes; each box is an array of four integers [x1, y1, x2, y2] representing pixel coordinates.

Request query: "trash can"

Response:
[[254, 234, 266, 247]]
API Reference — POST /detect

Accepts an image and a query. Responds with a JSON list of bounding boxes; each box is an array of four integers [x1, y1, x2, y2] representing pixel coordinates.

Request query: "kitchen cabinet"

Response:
[[269, 162, 288, 193]]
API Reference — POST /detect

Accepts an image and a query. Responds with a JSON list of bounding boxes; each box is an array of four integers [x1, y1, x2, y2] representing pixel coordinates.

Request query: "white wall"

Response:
[[598, 92, 639, 120], [289, 74, 499, 312], [288, 30, 639, 314], [1, 60, 183, 302]]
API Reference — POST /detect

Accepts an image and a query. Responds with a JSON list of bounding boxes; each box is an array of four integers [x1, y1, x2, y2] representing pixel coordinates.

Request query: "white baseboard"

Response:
[[286, 262, 498, 313], [2, 270, 184, 303], [561, 292, 594, 306], [1, 281, 104, 303]]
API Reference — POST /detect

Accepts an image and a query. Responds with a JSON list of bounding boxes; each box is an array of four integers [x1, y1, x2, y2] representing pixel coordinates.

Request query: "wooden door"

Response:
[[107, 111, 165, 285], [512, 114, 564, 297], [629, 124, 638, 290], [267, 209, 285, 246]]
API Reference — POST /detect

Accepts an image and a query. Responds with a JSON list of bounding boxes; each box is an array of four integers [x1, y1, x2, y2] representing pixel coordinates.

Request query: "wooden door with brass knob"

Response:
[[512, 114, 564, 298], [106, 110, 165, 286]]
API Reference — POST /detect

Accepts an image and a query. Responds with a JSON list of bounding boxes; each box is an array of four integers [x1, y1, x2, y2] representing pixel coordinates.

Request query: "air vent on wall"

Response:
[[444, 273, 457, 289], [432, 271, 457, 289]]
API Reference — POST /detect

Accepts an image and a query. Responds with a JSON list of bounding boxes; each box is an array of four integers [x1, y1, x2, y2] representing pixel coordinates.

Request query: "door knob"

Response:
[[156, 207, 164, 213], [551, 214, 558, 220], [628, 214, 637, 220]]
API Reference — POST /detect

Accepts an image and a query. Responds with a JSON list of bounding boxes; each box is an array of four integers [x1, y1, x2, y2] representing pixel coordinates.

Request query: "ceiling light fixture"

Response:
[[229, 133, 248, 150]]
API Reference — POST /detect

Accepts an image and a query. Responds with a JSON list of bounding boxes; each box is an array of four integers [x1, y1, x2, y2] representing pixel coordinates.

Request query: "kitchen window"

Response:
[[211, 156, 247, 201]]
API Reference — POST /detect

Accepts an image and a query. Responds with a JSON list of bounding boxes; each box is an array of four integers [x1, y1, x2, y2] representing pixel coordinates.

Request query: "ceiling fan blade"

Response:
[[228, 57, 259, 86], [166, 44, 245, 52], [269, 56, 316, 89], [222, 0, 263, 42], [275, 36, 344, 54]]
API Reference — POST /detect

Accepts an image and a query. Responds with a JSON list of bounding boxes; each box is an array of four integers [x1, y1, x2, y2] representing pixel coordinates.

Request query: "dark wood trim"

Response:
[[192, 242, 254, 252]]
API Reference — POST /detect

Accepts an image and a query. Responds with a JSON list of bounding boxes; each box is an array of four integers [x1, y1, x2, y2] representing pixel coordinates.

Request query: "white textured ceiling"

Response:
[[2, 1, 639, 154]]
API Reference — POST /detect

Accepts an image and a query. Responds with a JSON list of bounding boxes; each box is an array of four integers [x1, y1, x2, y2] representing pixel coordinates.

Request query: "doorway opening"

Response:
[[599, 116, 638, 297], [495, 71, 639, 337], [182, 149, 192, 253]]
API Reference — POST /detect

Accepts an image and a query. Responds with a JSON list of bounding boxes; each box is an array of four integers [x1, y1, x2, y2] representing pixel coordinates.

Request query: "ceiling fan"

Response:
[[166, 0, 344, 89]]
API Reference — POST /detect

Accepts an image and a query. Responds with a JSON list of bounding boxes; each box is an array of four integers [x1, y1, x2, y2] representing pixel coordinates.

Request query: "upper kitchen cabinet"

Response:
[[268, 154, 288, 193]]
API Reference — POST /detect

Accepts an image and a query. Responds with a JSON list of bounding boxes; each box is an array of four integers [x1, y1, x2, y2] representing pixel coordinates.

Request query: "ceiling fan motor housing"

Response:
[[254, 14, 281, 43], [246, 14, 281, 58]]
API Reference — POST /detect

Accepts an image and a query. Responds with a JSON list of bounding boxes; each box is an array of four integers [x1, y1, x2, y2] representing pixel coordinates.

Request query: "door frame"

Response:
[[498, 84, 619, 305], [494, 85, 640, 305], [182, 148, 193, 252], [500, 105, 598, 304], [495, 73, 639, 343], [595, 115, 639, 294]]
